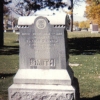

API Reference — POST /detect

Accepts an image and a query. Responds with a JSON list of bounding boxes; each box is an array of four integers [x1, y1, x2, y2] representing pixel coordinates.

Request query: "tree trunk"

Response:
[[0, 0, 4, 47], [70, 9, 73, 32], [70, 0, 73, 32]]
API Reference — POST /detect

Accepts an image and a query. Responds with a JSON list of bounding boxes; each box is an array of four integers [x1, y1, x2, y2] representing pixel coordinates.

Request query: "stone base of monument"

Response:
[[9, 85, 74, 100], [9, 69, 79, 100]]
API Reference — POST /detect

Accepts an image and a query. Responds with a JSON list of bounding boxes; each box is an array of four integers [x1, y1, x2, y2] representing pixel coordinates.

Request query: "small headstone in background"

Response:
[[13, 30, 15, 33], [4, 30, 6, 32], [90, 24, 99, 33]]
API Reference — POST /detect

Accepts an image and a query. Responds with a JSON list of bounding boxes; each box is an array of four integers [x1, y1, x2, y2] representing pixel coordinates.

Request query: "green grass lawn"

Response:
[[70, 54, 100, 98], [0, 31, 100, 100], [0, 33, 19, 74], [68, 31, 100, 99]]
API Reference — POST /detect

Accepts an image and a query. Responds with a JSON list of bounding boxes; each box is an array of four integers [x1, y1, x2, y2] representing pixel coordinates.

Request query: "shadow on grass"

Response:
[[80, 95, 100, 100], [0, 45, 19, 55], [0, 37, 100, 55], [68, 37, 100, 55], [0, 73, 15, 78]]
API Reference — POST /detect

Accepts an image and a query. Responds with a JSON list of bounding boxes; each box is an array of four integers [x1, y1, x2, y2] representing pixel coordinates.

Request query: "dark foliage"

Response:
[[4, 0, 12, 4], [18, 0, 72, 12], [0, 45, 19, 55]]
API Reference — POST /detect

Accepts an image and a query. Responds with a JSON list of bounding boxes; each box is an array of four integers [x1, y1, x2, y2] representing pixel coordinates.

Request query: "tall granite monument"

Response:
[[8, 14, 79, 100]]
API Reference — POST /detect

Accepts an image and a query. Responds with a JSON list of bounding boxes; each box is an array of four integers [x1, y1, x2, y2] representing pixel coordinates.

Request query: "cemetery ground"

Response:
[[0, 32, 100, 100]]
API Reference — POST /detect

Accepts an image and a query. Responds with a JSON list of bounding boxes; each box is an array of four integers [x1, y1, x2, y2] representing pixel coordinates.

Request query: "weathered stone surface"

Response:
[[19, 16, 68, 70], [9, 84, 75, 100], [8, 15, 79, 100], [13, 69, 72, 85]]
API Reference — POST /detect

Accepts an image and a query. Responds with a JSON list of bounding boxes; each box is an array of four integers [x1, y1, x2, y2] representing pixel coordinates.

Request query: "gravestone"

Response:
[[90, 24, 99, 33], [8, 15, 79, 100]]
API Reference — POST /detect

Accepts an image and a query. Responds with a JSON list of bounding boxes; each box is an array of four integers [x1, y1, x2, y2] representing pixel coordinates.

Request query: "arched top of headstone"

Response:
[[18, 14, 69, 26]]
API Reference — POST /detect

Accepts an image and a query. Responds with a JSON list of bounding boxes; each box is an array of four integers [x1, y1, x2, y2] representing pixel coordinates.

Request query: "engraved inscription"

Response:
[[10, 91, 74, 100], [26, 37, 59, 49], [36, 19, 46, 29], [26, 39, 58, 44], [21, 33, 30, 35], [21, 33, 62, 36], [30, 58, 55, 68]]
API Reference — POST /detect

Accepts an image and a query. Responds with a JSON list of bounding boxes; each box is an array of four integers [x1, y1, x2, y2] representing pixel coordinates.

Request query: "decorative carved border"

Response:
[[10, 91, 74, 100], [36, 19, 46, 29]]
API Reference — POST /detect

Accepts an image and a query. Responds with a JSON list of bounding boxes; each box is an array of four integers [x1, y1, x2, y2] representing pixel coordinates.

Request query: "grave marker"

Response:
[[90, 24, 99, 33], [8, 15, 79, 100]]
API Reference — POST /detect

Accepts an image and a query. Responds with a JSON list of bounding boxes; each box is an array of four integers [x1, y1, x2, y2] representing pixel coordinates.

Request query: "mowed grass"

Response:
[[68, 31, 100, 99], [0, 32, 19, 100], [0, 31, 100, 99], [0, 33, 19, 74], [68, 31, 100, 38], [69, 54, 100, 98]]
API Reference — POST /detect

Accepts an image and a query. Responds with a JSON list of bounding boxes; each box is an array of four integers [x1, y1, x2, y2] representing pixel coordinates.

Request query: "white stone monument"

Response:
[[8, 11, 79, 100]]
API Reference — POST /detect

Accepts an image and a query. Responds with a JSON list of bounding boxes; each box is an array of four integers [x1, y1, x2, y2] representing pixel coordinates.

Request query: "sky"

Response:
[[33, 1, 87, 22], [73, 1, 87, 22], [9, 0, 86, 21]]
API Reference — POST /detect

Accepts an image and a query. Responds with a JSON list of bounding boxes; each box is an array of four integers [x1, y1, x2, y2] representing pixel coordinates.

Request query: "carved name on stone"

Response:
[[30, 59, 55, 69]]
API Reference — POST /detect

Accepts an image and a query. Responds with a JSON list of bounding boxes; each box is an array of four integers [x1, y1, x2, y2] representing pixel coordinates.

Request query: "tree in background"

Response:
[[85, 0, 100, 27], [73, 21, 79, 27], [8, 0, 73, 16], [69, 0, 84, 32], [8, 0, 85, 32], [79, 20, 90, 29], [4, 15, 9, 30], [8, 16, 18, 28], [0, 0, 12, 47], [4, 3, 11, 31], [3, 4, 10, 14], [0, 0, 4, 47], [4, 15, 18, 30], [63, 0, 85, 32], [8, 0, 35, 16]]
